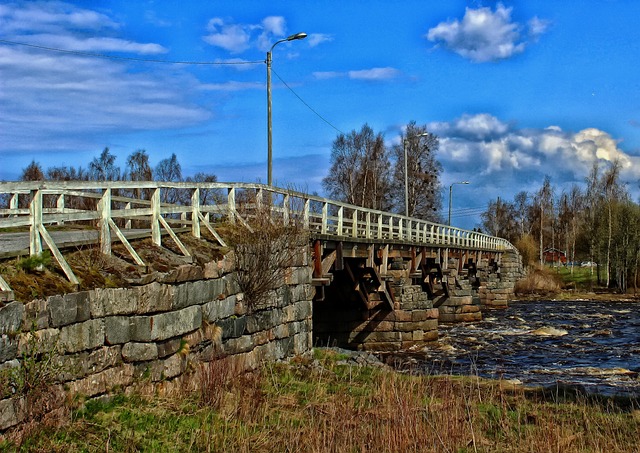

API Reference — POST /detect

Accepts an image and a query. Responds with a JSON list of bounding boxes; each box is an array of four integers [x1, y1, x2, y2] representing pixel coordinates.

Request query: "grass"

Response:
[[3, 349, 638, 452]]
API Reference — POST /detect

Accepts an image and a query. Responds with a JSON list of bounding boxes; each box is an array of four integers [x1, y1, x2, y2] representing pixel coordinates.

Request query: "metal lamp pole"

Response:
[[403, 132, 429, 217], [267, 32, 307, 186], [448, 181, 470, 225]]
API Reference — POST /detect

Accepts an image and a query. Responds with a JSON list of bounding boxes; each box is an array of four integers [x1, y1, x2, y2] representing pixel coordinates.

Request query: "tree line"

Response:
[[480, 161, 640, 292], [19, 148, 216, 187]]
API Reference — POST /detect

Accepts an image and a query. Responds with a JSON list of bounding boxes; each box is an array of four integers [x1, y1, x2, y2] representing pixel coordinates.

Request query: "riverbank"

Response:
[[3, 348, 638, 452]]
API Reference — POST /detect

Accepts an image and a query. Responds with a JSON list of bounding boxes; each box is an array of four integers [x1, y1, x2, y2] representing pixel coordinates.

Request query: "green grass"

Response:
[[555, 265, 599, 289], [4, 353, 639, 452]]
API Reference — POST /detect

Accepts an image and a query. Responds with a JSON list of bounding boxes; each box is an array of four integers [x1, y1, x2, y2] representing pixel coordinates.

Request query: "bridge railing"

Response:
[[0, 181, 514, 257]]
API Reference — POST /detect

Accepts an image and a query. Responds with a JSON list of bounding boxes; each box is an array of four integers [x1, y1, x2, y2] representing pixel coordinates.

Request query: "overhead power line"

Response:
[[272, 68, 344, 134], [0, 39, 264, 65]]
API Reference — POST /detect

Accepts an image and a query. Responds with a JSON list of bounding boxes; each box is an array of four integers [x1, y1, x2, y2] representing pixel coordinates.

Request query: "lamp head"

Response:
[[287, 32, 308, 41]]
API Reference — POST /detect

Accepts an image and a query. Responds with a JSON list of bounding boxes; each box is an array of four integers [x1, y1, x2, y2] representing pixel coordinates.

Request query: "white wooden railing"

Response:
[[0, 181, 513, 288]]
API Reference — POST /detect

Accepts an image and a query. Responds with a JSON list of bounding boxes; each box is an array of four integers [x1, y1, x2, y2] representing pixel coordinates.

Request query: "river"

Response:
[[387, 299, 640, 396]]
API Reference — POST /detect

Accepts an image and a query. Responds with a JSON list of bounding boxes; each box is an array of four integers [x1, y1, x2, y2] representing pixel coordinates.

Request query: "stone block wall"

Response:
[[0, 253, 314, 432], [478, 250, 523, 309], [314, 284, 439, 351]]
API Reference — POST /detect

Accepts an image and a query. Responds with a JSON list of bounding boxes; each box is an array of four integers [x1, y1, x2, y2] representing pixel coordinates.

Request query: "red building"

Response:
[[543, 248, 567, 264]]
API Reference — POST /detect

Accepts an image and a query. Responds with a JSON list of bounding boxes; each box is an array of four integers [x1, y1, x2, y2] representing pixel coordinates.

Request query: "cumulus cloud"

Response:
[[203, 18, 254, 53], [426, 3, 548, 62], [203, 15, 321, 54], [431, 113, 640, 198]]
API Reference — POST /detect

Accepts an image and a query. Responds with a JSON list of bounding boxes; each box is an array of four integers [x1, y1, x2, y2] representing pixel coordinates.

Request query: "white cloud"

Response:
[[432, 113, 640, 199], [203, 18, 253, 53], [348, 67, 400, 80], [203, 15, 308, 54], [0, 3, 209, 154], [307, 33, 333, 47], [426, 3, 548, 62]]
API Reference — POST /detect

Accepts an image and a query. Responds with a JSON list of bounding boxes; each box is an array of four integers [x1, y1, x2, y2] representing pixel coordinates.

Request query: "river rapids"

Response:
[[386, 299, 640, 396]]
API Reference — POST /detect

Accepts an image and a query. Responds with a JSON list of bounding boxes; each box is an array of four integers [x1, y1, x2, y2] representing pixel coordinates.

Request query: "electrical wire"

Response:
[[0, 39, 264, 65], [272, 68, 345, 134]]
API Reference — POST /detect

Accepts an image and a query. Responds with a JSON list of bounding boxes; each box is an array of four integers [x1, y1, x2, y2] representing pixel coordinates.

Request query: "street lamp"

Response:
[[448, 181, 470, 225], [403, 132, 429, 217], [266, 32, 307, 186]]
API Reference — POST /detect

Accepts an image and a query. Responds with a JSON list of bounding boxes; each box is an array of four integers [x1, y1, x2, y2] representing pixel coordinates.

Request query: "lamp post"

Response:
[[266, 32, 307, 186], [403, 132, 429, 217], [448, 181, 470, 225]]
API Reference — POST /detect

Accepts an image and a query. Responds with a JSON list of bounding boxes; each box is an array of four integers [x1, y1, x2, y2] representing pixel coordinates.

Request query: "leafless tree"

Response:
[[323, 124, 391, 210], [390, 121, 442, 221]]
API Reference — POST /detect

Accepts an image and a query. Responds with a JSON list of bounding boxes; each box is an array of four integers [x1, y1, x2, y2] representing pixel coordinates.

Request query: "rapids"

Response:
[[387, 299, 640, 396]]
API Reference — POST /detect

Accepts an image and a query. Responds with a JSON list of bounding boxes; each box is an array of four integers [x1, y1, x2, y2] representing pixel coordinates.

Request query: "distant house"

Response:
[[543, 248, 567, 264]]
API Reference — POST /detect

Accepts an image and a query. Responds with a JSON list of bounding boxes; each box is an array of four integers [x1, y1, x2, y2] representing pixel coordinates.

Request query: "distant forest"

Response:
[[479, 161, 640, 293]]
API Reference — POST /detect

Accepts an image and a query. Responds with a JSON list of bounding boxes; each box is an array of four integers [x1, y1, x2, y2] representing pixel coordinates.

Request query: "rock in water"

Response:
[[529, 326, 569, 336]]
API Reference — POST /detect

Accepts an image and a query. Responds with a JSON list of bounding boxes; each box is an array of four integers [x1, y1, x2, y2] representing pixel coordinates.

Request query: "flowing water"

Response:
[[388, 300, 640, 396]]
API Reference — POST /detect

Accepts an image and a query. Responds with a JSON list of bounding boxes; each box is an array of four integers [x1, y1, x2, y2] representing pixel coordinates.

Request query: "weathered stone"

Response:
[[68, 364, 134, 397], [104, 316, 131, 345], [91, 287, 138, 317], [17, 328, 59, 355], [59, 319, 105, 353], [0, 397, 25, 431], [66, 291, 91, 322], [0, 301, 24, 335], [245, 310, 279, 334], [173, 279, 223, 310], [203, 295, 236, 322], [0, 291, 15, 303], [136, 282, 173, 314], [223, 274, 241, 296], [54, 346, 122, 381], [122, 342, 158, 362], [224, 334, 253, 355], [204, 252, 235, 279], [160, 264, 204, 284], [131, 305, 202, 342], [49, 294, 77, 327], [0, 335, 18, 363], [218, 316, 247, 339], [22, 299, 49, 330], [294, 300, 312, 321], [157, 338, 181, 358], [162, 354, 186, 379]]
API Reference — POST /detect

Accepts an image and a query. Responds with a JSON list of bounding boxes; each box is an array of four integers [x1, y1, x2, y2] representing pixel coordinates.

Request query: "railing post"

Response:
[[256, 187, 263, 211], [56, 193, 65, 225], [151, 187, 161, 246], [283, 193, 290, 225], [29, 189, 42, 257], [227, 187, 236, 224], [303, 198, 310, 229], [322, 202, 328, 234], [352, 209, 358, 238], [191, 187, 201, 238], [98, 188, 111, 255], [125, 202, 132, 229], [366, 211, 371, 239], [337, 206, 343, 236], [389, 216, 394, 239], [10, 193, 18, 214], [377, 214, 383, 239]]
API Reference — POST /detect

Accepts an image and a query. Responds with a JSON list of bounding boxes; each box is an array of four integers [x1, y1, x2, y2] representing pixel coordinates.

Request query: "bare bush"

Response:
[[226, 192, 309, 311]]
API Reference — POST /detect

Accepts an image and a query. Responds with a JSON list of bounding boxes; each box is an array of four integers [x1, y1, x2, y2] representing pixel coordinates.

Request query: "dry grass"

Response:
[[6, 349, 638, 452], [515, 265, 563, 296]]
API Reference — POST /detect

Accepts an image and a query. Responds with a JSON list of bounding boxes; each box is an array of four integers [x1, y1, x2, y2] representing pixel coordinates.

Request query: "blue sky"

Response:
[[1, 1, 640, 229]]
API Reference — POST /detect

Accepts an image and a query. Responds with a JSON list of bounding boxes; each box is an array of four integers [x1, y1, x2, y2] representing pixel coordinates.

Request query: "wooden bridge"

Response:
[[0, 181, 520, 350], [0, 181, 513, 290]]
